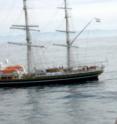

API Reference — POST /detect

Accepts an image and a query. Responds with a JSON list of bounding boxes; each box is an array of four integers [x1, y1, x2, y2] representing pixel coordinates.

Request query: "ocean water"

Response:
[[0, 30, 117, 124]]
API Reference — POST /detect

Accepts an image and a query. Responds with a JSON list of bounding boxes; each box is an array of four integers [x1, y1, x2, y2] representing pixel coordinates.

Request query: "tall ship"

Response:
[[0, 0, 104, 87]]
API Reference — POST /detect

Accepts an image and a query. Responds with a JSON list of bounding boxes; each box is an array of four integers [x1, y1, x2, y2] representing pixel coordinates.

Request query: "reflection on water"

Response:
[[0, 81, 117, 124], [0, 36, 117, 124]]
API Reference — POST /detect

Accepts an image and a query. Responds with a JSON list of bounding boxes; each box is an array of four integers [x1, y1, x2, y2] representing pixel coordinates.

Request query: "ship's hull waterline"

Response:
[[0, 0, 104, 88], [0, 70, 103, 87]]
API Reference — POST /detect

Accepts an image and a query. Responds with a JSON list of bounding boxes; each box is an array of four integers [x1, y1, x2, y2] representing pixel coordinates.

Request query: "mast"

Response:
[[64, 0, 71, 69], [9, 0, 43, 73], [23, 0, 32, 73]]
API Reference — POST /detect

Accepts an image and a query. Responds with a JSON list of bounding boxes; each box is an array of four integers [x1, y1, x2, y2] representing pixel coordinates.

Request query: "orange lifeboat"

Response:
[[1, 65, 24, 74]]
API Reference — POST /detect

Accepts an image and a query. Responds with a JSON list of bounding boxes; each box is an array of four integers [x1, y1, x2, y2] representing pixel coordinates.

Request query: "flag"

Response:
[[95, 18, 101, 22]]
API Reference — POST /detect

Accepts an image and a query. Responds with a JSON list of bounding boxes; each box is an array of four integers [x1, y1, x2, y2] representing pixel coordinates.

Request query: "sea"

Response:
[[0, 30, 117, 124]]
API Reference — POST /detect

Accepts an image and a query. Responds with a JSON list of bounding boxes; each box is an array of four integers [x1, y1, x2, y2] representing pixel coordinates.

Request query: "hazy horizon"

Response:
[[0, 0, 117, 35]]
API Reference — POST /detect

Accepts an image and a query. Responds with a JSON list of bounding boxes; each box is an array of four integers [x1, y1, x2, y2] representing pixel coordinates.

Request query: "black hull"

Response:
[[0, 70, 102, 87]]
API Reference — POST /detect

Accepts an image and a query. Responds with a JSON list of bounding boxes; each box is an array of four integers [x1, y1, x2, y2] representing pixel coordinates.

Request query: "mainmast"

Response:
[[23, 0, 32, 73], [64, 0, 71, 69]]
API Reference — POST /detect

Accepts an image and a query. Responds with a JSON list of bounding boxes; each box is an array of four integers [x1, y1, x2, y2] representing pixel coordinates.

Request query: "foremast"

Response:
[[64, 0, 71, 70], [23, 0, 32, 73], [9, 0, 44, 73]]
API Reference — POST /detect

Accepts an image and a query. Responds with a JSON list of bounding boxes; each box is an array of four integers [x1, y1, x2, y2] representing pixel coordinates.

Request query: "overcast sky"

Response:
[[0, 0, 117, 34]]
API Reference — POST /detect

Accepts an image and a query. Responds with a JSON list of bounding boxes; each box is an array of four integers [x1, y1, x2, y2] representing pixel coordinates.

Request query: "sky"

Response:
[[0, 0, 117, 34]]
